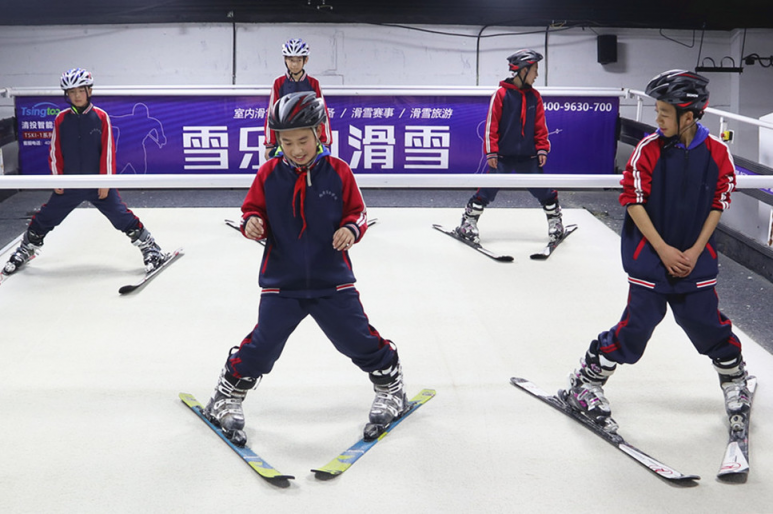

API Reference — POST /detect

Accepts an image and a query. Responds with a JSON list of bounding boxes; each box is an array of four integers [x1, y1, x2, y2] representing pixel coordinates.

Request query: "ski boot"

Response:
[[3, 230, 44, 276], [364, 356, 408, 441], [455, 201, 484, 244], [128, 227, 166, 273], [714, 355, 751, 430], [544, 201, 565, 243], [203, 366, 260, 447], [563, 346, 618, 432]]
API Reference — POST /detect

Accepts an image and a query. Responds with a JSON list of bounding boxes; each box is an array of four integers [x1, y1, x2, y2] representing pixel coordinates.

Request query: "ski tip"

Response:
[[717, 471, 748, 483], [312, 469, 341, 481], [118, 285, 137, 295], [658, 474, 701, 487], [263, 474, 295, 487]]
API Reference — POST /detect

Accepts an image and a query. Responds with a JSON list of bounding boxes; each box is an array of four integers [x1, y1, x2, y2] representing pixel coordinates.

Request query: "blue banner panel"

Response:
[[15, 94, 619, 175]]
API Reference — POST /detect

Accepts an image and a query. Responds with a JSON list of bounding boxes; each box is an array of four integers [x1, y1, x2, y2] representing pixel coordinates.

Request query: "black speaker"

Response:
[[597, 35, 617, 64]]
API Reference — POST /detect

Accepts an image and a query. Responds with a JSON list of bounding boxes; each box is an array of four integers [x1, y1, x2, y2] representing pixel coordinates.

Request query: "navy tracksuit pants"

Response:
[[227, 287, 397, 379], [470, 155, 558, 207], [596, 285, 742, 365], [29, 189, 141, 237]]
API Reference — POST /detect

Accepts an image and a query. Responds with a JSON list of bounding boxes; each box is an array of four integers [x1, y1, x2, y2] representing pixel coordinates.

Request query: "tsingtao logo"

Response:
[[20, 102, 61, 118]]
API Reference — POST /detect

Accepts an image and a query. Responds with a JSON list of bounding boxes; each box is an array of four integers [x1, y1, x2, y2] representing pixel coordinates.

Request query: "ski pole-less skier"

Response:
[[2, 68, 167, 278], [263, 38, 333, 161], [204, 91, 408, 446], [456, 49, 564, 245], [563, 70, 751, 431]]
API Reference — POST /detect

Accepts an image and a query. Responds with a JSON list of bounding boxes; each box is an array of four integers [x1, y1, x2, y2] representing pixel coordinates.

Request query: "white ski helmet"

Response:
[[281, 38, 310, 57], [60, 68, 94, 90]]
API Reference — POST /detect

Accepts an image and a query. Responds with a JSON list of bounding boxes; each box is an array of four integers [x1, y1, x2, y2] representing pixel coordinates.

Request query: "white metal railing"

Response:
[[627, 89, 773, 132], [2, 85, 630, 98], [1, 173, 771, 190]]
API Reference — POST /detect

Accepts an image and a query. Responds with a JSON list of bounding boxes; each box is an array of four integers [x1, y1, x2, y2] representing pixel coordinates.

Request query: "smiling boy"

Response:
[[205, 92, 408, 446]]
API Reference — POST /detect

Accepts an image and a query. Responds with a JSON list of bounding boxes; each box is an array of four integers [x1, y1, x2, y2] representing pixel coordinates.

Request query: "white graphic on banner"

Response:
[[238, 127, 266, 170], [348, 126, 395, 170], [112, 103, 168, 174], [404, 126, 450, 169], [183, 126, 229, 170]]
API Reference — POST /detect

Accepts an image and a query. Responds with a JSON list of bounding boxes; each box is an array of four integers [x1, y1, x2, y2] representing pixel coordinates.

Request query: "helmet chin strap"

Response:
[[285, 57, 307, 81], [64, 91, 92, 114], [664, 112, 697, 149], [512, 66, 530, 88]]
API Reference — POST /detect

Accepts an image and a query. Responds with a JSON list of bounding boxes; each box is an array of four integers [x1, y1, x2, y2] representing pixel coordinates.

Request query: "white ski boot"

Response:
[[204, 366, 260, 447], [714, 356, 752, 420], [564, 348, 618, 432], [3, 230, 44, 275], [365, 357, 408, 441], [544, 201, 565, 243], [456, 201, 484, 244], [128, 227, 166, 272]]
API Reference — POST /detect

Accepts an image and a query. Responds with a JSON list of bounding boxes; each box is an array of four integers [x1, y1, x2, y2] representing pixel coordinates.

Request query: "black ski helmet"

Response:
[[645, 69, 710, 117], [507, 49, 543, 73], [268, 91, 326, 131]]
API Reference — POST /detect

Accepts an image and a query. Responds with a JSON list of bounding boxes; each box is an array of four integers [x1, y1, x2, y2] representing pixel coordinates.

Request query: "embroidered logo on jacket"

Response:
[[319, 190, 339, 200]]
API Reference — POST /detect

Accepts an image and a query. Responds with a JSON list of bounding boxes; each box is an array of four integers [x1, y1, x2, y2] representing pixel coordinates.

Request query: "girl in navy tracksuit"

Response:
[[204, 92, 407, 447], [456, 49, 563, 244], [563, 70, 751, 431], [2, 68, 165, 278]]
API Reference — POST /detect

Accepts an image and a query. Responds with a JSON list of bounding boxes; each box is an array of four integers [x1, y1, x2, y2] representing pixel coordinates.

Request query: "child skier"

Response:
[[2, 68, 167, 278], [563, 70, 751, 432], [263, 38, 332, 160], [205, 92, 407, 446], [456, 49, 563, 245]]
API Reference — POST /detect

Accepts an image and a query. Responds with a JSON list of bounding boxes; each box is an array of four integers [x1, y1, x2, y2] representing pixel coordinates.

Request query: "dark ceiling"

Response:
[[2, 0, 773, 31]]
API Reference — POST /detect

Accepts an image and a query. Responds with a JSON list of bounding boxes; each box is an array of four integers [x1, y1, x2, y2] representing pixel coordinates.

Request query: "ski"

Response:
[[432, 224, 514, 262], [118, 248, 184, 295], [530, 224, 578, 260], [179, 393, 294, 484], [224, 218, 241, 232], [718, 375, 757, 480], [312, 388, 436, 479], [510, 377, 700, 483]]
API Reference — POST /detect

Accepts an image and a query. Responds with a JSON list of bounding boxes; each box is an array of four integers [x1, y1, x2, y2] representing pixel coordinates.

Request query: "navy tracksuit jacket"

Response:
[[596, 123, 741, 364], [227, 147, 396, 379]]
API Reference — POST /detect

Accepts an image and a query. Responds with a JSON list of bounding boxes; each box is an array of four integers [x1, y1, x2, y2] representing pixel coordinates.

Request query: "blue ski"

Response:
[[312, 389, 436, 479], [179, 393, 294, 484]]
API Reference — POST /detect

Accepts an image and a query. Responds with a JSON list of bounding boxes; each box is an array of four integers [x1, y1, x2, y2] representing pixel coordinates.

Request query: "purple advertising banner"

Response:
[[15, 94, 619, 176]]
